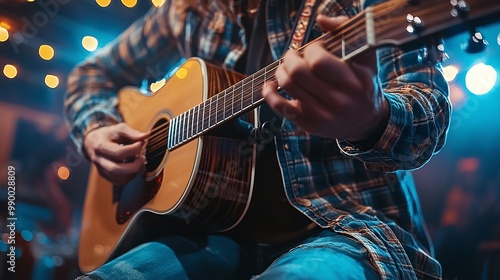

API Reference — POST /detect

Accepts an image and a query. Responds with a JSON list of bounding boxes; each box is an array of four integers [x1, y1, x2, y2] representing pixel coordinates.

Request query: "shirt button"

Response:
[[284, 143, 289, 150], [296, 197, 312, 207]]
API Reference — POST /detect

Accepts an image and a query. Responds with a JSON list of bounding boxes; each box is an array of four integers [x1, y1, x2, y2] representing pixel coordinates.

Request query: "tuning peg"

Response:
[[406, 14, 424, 34], [462, 30, 487, 53], [418, 40, 448, 65], [450, 0, 470, 17]]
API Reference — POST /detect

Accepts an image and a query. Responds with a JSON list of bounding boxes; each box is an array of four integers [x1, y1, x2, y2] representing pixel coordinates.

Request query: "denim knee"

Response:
[[255, 233, 379, 280]]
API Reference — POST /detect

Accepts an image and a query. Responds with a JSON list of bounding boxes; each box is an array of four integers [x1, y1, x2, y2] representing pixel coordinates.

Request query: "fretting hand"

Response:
[[262, 15, 389, 143]]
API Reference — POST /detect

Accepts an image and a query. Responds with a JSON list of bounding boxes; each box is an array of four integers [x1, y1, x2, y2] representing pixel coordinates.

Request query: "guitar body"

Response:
[[78, 58, 256, 273]]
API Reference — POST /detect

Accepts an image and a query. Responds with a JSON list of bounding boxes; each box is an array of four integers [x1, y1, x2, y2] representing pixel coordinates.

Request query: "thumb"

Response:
[[316, 15, 349, 32], [115, 123, 149, 142]]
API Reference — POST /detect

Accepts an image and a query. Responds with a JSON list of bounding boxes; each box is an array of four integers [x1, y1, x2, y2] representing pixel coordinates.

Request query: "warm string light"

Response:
[[39, 44, 55, 60], [45, 74, 60, 88], [3, 64, 18, 79], [0, 26, 9, 42], [121, 0, 137, 8], [95, 0, 111, 8], [151, 0, 165, 7]]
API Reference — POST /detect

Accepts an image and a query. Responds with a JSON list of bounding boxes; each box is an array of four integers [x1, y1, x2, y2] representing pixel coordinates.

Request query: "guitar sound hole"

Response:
[[145, 118, 169, 173]]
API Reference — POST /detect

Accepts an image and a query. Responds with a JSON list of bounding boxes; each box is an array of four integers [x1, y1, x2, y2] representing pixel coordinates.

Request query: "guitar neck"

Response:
[[167, 0, 500, 150], [167, 60, 279, 149]]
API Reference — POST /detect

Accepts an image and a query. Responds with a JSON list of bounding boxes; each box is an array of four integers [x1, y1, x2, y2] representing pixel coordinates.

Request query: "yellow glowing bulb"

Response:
[[0, 27, 8, 42], [39, 44, 55, 60], [3, 64, 17, 79], [175, 68, 188, 79], [57, 166, 70, 180], [151, 0, 165, 7], [27, 0, 35, 2], [95, 0, 111, 7], [45, 74, 59, 88], [150, 78, 166, 92], [82, 36, 98, 52], [121, 0, 137, 8]]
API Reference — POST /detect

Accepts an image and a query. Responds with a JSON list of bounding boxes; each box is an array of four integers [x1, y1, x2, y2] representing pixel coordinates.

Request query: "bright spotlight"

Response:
[[465, 63, 497, 95]]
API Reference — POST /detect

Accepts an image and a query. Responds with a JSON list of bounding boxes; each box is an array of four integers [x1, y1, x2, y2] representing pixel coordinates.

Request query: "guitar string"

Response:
[[146, 0, 406, 156]]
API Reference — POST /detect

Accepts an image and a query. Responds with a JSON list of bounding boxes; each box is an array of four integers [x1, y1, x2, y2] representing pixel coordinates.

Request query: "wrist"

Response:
[[349, 97, 390, 149]]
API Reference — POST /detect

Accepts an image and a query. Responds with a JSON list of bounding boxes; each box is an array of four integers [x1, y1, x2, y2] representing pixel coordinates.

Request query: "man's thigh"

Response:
[[77, 234, 253, 280], [255, 231, 379, 280]]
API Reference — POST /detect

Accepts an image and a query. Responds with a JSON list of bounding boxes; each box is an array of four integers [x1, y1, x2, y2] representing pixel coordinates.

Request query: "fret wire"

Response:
[[212, 95, 217, 128], [342, 32, 345, 58], [167, 117, 173, 148], [184, 112, 188, 142], [201, 102, 207, 131], [251, 74, 254, 105], [184, 109, 188, 141], [191, 107, 195, 137], [171, 116, 175, 147], [223, 89, 227, 120], [188, 108, 193, 140], [215, 93, 218, 124], [240, 80, 243, 112], [196, 104, 200, 136], [173, 115, 178, 146], [181, 113, 185, 144], [218, 92, 223, 124], [208, 96, 212, 128]]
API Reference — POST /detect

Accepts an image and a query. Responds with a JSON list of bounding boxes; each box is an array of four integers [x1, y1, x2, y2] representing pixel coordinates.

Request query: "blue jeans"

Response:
[[77, 229, 379, 280]]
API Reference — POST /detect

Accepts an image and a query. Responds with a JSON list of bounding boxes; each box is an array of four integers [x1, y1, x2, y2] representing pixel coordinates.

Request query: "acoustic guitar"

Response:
[[78, 0, 500, 272]]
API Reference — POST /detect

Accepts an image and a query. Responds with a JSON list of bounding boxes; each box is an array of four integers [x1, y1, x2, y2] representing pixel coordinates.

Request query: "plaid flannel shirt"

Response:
[[65, 0, 451, 278]]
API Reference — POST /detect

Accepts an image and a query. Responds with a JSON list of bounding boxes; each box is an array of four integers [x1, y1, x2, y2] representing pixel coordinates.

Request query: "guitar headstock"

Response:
[[369, 0, 500, 50]]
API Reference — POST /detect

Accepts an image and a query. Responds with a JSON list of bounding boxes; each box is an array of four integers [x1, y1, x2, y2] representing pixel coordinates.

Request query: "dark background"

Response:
[[0, 0, 499, 279]]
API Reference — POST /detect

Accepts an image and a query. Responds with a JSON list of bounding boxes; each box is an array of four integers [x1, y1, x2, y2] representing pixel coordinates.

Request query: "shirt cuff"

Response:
[[337, 93, 411, 171]]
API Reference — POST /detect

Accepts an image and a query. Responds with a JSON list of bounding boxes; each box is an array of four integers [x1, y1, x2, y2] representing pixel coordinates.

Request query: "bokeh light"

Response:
[[95, 0, 111, 7], [175, 68, 188, 79], [443, 65, 459, 82], [82, 36, 99, 52], [151, 0, 166, 7], [0, 26, 8, 42], [121, 0, 137, 8], [57, 166, 70, 180], [45, 74, 60, 88], [150, 78, 166, 92], [39, 44, 55, 60], [465, 63, 497, 95], [3, 64, 17, 79]]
